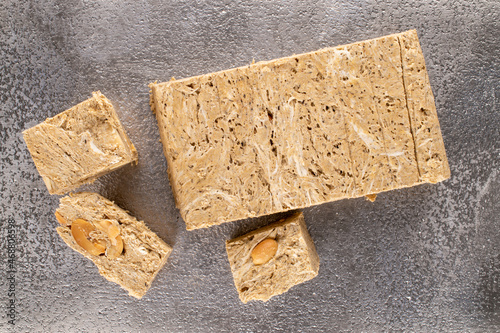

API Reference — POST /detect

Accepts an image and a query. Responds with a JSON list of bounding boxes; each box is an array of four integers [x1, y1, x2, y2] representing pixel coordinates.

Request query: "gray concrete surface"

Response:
[[1, 0, 499, 332]]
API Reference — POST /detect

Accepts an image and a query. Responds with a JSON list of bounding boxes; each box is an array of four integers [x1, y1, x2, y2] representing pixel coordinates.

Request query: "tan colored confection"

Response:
[[150, 29, 450, 230], [23, 91, 138, 195], [399, 30, 451, 183], [55, 192, 172, 299], [333, 41, 394, 196], [361, 36, 420, 190], [225, 212, 319, 303]]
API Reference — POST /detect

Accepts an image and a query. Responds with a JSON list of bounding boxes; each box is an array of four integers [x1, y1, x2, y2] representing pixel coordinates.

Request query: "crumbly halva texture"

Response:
[[55, 192, 172, 299], [399, 30, 451, 183], [150, 29, 450, 230], [225, 212, 319, 303], [23, 91, 138, 195]]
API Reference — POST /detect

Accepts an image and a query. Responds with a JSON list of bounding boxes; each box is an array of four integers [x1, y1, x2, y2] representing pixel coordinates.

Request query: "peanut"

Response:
[[106, 235, 123, 259], [365, 194, 377, 202], [251, 238, 278, 265], [55, 211, 67, 225], [71, 219, 105, 256], [107, 224, 120, 240], [95, 220, 124, 257]]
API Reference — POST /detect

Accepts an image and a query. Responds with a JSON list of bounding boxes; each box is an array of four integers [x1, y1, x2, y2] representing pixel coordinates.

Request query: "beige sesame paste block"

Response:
[[55, 192, 172, 299], [225, 212, 319, 303], [361, 35, 420, 189], [398, 30, 451, 183], [150, 30, 448, 229], [23, 92, 138, 195]]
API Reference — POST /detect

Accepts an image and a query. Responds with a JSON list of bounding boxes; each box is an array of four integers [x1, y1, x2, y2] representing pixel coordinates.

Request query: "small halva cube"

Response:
[[226, 212, 319, 303]]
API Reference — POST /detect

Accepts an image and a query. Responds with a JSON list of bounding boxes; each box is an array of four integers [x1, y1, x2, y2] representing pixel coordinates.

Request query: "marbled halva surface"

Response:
[[0, 0, 499, 332]]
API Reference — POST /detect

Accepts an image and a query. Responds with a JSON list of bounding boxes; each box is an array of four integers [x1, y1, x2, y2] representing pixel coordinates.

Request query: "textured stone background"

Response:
[[1, 0, 499, 332]]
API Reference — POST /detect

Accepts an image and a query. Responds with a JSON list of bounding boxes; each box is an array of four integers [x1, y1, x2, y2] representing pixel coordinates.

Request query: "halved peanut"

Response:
[[93, 220, 123, 257], [365, 194, 377, 202], [55, 211, 67, 225], [96, 220, 112, 232], [106, 235, 123, 259], [96, 239, 107, 249], [96, 220, 120, 239], [251, 238, 278, 265], [107, 224, 120, 240], [71, 219, 105, 256]]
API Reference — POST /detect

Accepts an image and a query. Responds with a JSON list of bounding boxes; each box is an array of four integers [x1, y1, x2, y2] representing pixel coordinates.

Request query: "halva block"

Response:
[[225, 212, 319, 303], [55, 192, 172, 299], [150, 30, 450, 229], [23, 92, 138, 195]]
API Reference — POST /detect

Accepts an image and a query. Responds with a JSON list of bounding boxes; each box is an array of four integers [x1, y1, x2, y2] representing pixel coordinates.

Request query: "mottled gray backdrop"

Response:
[[1, 0, 499, 332]]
